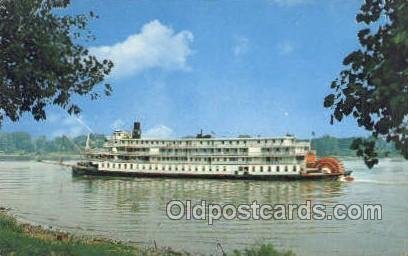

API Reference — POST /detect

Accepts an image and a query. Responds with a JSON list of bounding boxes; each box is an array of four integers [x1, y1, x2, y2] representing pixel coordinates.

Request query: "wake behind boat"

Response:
[[72, 122, 352, 180]]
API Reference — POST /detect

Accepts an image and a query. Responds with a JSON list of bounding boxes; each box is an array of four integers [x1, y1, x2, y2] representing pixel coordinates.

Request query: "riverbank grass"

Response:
[[0, 211, 137, 256], [230, 244, 295, 256], [0, 210, 295, 256]]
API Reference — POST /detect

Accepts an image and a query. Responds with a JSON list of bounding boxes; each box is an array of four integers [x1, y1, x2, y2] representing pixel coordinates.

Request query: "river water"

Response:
[[0, 159, 407, 255]]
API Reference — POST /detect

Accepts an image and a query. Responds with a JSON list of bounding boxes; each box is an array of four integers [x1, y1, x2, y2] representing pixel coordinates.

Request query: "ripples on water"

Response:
[[0, 159, 407, 255]]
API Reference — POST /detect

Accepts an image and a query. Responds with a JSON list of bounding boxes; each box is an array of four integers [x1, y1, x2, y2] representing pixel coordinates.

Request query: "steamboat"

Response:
[[72, 122, 352, 180]]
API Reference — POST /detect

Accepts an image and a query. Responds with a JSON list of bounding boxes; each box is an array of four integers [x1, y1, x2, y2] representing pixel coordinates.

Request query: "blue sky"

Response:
[[3, 0, 370, 139]]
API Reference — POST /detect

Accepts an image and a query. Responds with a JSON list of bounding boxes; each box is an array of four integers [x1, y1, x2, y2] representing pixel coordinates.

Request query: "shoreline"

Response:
[[0, 207, 191, 256], [0, 153, 81, 161], [0, 207, 119, 244], [0, 207, 296, 256]]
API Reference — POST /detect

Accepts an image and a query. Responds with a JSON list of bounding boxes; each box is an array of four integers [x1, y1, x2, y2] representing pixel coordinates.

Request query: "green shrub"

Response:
[[229, 244, 295, 256]]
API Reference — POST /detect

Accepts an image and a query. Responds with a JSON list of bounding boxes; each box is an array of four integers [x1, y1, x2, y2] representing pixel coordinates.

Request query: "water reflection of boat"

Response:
[[71, 175, 346, 205]]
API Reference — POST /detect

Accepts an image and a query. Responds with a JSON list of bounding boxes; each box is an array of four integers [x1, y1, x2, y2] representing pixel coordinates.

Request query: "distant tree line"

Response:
[[0, 132, 399, 158], [311, 136, 399, 158], [0, 132, 106, 154]]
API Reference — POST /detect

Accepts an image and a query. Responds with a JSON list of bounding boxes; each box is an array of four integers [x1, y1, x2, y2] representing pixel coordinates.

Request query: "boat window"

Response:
[[276, 166, 280, 172]]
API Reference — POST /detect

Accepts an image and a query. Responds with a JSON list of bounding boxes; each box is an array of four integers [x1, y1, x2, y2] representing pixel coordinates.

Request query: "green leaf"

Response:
[[324, 94, 335, 108]]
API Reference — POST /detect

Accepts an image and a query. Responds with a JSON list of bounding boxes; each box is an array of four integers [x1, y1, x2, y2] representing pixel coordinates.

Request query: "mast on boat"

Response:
[[85, 133, 91, 151]]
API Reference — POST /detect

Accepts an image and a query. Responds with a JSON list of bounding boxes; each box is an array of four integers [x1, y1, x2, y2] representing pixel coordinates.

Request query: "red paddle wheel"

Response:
[[314, 157, 345, 174], [305, 151, 345, 174]]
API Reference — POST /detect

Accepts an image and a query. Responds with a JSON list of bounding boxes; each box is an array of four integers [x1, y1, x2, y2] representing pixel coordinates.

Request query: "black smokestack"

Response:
[[132, 122, 141, 139]]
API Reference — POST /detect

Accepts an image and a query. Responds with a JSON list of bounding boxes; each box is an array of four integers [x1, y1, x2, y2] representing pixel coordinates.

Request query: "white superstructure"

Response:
[[83, 122, 312, 178]]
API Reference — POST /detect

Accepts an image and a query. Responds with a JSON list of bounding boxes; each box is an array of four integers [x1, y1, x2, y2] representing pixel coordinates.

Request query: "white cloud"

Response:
[[233, 36, 249, 57], [269, 0, 307, 6], [144, 124, 173, 138], [90, 20, 194, 78], [277, 41, 295, 55]]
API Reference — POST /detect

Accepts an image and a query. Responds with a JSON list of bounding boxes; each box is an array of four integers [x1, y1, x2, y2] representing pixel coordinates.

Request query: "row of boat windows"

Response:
[[90, 155, 302, 163], [112, 139, 292, 146], [115, 156, 298, 162], [100, 163, 298, 173], [157, 148, 294, 153], [247, 165, 297, 172], [117, 148, 307, 154], [159, 148, 248, 153], [120, 148, 249, 153], [147, 157, 292, 162]]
